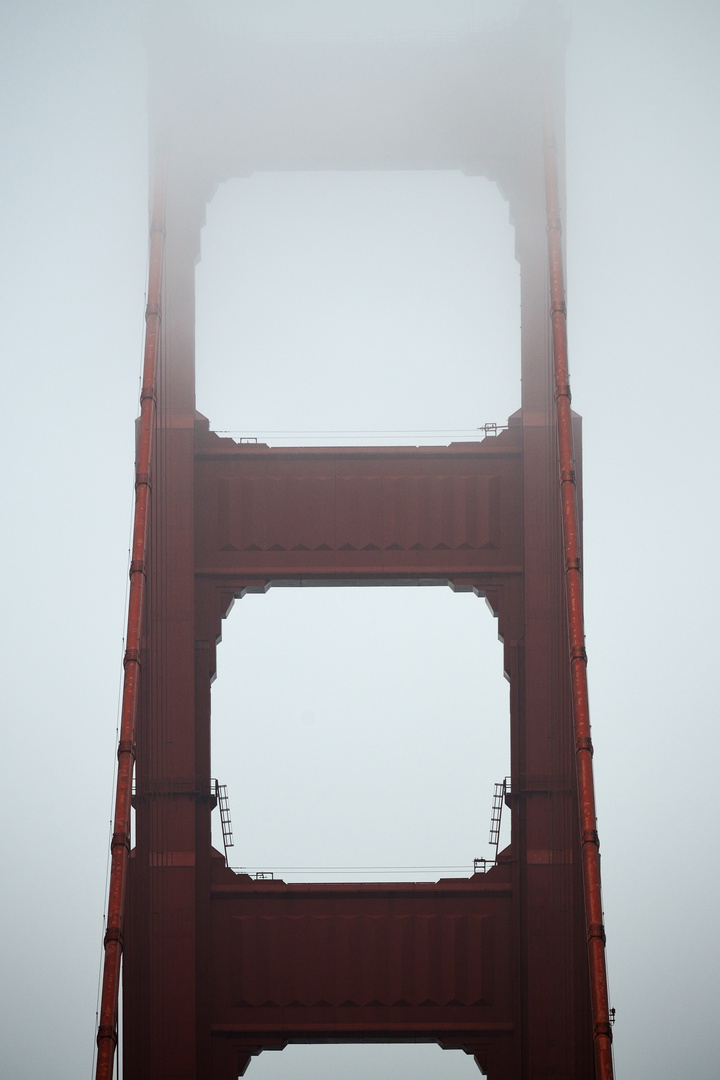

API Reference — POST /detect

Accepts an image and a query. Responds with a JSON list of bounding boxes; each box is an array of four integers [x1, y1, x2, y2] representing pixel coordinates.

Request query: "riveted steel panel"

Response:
[[194, 431, 522, 582]]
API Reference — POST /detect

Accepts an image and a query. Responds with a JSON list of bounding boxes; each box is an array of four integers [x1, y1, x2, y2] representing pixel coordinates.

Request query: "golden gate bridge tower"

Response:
[[95, 6, 613, 1078]]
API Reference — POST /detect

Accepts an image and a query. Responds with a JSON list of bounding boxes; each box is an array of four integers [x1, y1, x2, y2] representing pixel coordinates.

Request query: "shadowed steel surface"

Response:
[[205, 869, 514, 1077]]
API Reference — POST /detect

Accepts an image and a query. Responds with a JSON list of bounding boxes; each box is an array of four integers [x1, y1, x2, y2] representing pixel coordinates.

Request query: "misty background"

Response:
[[1, 2, 719, 1078]]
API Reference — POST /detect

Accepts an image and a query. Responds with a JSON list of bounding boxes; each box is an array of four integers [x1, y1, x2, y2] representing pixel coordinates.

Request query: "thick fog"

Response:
[[1, 2, 719, 1079]]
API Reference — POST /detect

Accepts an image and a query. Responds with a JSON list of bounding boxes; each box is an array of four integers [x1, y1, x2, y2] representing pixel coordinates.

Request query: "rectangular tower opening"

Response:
[[210, 585, 510, 879], [242, 1043, 484, 1080], [196, 171, 520, 444]]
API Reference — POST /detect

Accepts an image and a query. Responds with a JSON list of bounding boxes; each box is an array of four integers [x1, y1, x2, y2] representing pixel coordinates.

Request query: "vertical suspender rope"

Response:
[[543, 107, 614, 1080], [95, 156, 166, 1080]]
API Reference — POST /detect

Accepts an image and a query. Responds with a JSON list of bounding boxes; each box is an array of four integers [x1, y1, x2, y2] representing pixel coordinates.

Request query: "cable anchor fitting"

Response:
[[587, 921, 606, 944], [594, 1020, 614, 1042], [117, 738, 135, 760], [104, 925, 124, 948], [576, 735, 594, 756], [581, 828, 600, 848]]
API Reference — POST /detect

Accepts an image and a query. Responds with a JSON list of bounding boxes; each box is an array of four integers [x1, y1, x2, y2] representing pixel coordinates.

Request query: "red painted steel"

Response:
[[95, 155, 166, 1080], [544, 108, 614, 1079], [209, 861, 514, 1077], [114, 13, 610, 1079], [193, 421, 523, 582]]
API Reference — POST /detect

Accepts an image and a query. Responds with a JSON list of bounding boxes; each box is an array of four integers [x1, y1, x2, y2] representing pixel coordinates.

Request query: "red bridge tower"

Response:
[[96, 8, 613, 1079]]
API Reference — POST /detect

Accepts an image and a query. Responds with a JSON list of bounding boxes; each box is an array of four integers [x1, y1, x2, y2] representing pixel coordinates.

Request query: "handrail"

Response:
[[95, 151, 166, 1080], [543, 103, 614, 1080]]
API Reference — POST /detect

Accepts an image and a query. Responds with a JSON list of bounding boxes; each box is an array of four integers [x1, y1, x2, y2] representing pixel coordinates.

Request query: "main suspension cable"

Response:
[[544, 101, 614, 1080], [94, 148, 167, 1080]]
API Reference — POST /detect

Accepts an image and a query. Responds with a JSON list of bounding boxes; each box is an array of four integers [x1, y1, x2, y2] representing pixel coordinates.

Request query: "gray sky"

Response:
[[1, 2, 719, 1079]]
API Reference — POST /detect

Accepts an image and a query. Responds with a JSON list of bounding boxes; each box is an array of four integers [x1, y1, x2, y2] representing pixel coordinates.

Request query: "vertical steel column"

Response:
[[95, 155, 166, 1080], [543, 107, 614, 1080]]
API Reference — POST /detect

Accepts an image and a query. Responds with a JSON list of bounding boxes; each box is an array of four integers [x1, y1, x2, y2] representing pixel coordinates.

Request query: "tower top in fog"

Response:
[[148, 3, 567, 194]]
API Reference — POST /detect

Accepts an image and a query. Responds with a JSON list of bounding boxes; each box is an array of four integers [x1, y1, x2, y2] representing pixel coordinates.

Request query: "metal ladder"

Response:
[[217, 784, 234, 864], [489, 776, 511, 857]]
